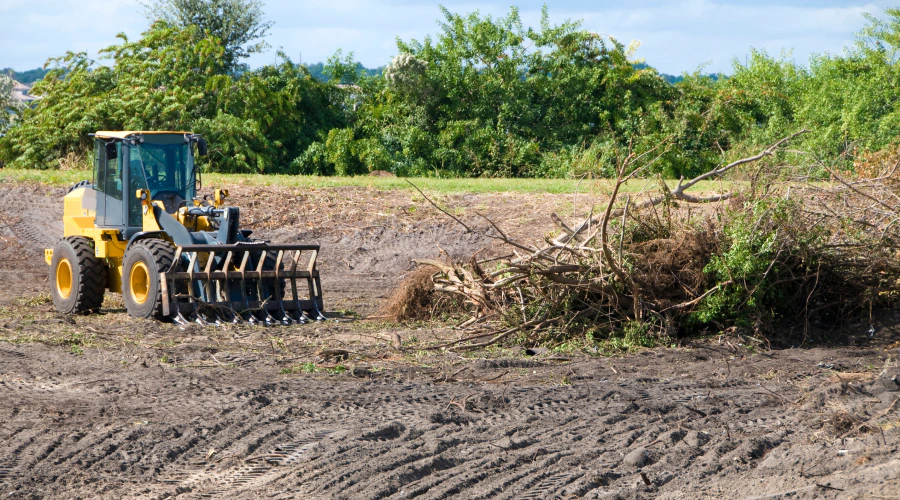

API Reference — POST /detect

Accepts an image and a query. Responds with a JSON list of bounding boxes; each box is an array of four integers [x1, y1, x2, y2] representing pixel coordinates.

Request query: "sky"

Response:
[[0, 0, 896, 75]]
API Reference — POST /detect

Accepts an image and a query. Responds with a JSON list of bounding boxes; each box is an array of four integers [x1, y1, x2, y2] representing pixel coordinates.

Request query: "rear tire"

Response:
[[123, 240, 175, 320], [50, 236, 107, 314]]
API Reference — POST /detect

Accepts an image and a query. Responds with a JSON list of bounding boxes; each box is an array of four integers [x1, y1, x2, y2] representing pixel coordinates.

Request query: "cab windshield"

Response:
[[128, 134, 196, 202]]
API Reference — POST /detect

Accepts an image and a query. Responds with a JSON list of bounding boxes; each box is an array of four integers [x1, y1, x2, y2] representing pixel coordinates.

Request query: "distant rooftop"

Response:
[[11, 81, 39, 103]]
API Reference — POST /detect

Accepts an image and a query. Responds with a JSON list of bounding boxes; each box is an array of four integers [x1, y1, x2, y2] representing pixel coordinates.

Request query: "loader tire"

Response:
[[50, 236, 107, 314], [123, 239, 175, 320]]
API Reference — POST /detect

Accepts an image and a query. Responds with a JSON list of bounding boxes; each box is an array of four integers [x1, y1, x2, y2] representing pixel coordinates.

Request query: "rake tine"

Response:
[[220, 251, 237, 321], [222, 306, 241, 324], [273, 250, 292, 325], [288, 250, 306, 324], [288, 310, 306, 324], [255, 251, 278, 327], [237, 251, 258, 325], [174, 311, 191, 326], [183, 252, 205, 322], [276, 306, 292, 326], [283, 300, 305, 324], [199, 308, 221, 327], [306, 249, 326, 321], [203, 251, 216, 303], [211, 310, 225, 326]]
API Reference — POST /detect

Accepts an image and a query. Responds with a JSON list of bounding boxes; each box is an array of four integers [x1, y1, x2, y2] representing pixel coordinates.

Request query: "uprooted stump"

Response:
[[382, 266, 439, 322]]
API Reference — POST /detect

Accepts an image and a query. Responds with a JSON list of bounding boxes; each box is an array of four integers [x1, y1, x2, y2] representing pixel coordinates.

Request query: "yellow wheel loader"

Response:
[[45, 131, 324, 325]]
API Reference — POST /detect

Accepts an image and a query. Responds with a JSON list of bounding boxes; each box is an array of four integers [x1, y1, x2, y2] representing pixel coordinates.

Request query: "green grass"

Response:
[[0, 167, 741, 195]]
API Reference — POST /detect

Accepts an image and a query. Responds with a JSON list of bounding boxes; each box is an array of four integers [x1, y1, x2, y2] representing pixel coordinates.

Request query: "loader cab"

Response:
[[93, 131, 204, 239]]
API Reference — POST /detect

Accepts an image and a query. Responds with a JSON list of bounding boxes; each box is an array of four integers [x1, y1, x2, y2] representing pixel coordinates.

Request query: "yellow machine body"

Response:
[[44, 185, 219, 293], [45, 186, 129, 292]]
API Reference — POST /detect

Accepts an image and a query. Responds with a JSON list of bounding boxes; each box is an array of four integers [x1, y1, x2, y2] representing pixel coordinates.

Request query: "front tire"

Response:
[[50, 236, 107, 314], [123, 240, 175, 320]]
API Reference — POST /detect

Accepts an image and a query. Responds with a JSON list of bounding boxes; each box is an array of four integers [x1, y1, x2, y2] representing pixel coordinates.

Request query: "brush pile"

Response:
[[412, 131, 900, 350]]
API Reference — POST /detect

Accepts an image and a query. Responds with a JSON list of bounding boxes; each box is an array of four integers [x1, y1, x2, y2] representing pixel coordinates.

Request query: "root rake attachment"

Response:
[[161, 242, 325, 326]]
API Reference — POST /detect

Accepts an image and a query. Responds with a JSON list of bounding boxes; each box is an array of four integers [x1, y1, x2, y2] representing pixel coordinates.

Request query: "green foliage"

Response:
[[280, 362, 318, 374], [694, 198, 824, 329], [198, 54, 347, 173], [299, 6, 674, 177], [327, 364, 348, 375], [1, 67, 51, 85], [305, 61, 384, 82], [6, 5, 900, 178], [0, 74, 23, 133], [0, 24, 344, 172], [142, 0, 273, 73]]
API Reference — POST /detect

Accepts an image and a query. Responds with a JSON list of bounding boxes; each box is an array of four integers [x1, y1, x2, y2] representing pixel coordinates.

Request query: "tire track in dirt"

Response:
[[2, 182, 899, 498], [0, 348, 897, 499]]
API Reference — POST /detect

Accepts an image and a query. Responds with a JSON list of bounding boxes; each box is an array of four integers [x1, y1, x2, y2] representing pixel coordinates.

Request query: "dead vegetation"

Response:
[[406, 131, 900, 350], [382, 267, 437, 322]]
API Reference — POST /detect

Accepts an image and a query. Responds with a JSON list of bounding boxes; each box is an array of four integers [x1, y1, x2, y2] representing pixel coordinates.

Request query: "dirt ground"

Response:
[[2, 180, 900, 499]]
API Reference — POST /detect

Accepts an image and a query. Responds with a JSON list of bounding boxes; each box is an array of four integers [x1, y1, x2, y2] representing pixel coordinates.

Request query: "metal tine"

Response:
[[203, 251, 216, 305], [255, 250, 278, 326], [166, 247, 185, 326], [186, 251, 200, 315], [220, 251, 242, 324], [173, 311, 191, 327], [307, 249, 327, 321], [238, 251, 258, 325], [273, 250, 292, 325], [289, 250, 307, 324], [197, 306, 221, 327], [197, 251, 223, 326]]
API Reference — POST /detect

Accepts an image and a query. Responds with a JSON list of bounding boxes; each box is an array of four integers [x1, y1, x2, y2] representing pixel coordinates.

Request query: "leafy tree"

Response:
[[142, 0, 273, 72], [305, 61, 384, 82], [0, 74, 24, 133], [299, 6, 673, 177], [0, 23, 343, 172], [1, 67, 51, 85]]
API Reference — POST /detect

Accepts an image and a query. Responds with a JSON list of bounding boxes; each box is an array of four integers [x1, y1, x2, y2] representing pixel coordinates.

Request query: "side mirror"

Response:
[[105, 142, 117, 160], [197, 137, 208, 156]]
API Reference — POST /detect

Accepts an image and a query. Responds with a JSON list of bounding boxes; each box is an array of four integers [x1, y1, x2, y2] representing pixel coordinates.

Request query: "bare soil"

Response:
[[1, 181, 900, 499]]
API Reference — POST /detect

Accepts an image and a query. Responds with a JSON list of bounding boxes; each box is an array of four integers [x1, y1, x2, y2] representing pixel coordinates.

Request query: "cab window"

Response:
[[94, 139, 122, 200]]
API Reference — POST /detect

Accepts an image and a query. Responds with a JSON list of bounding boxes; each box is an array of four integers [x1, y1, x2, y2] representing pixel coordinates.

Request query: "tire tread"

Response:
[[125, 239, 175, 320], [54, 236, 107, 313]]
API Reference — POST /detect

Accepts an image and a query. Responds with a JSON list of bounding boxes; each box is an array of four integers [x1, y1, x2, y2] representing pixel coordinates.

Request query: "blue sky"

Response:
[[0, 0, 895, 74]]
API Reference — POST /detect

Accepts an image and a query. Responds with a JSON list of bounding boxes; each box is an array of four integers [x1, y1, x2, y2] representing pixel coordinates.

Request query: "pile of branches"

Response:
[[412, 130, 900, 350]]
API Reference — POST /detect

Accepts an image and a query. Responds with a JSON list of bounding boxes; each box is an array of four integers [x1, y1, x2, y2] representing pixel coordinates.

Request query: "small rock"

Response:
[[878, 368, 900, 392], [623, 447, 651, 467]]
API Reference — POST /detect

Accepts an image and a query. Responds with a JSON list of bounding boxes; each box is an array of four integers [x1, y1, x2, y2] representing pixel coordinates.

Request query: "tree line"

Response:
[[2, 2, 900, 179]]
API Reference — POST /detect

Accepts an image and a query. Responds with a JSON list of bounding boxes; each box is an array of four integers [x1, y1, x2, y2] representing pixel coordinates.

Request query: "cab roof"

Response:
[[94, 131, 192, 139]]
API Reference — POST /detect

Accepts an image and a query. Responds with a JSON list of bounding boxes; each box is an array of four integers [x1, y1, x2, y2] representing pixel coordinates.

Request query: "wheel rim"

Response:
[[56, 258, 73, 299], [130, 261, 151, 305]]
